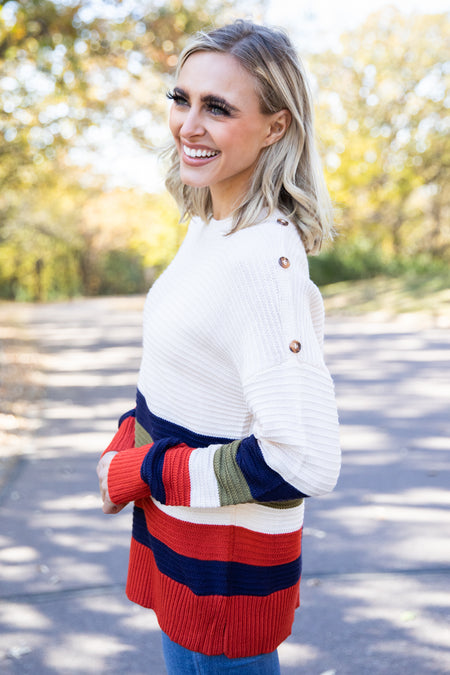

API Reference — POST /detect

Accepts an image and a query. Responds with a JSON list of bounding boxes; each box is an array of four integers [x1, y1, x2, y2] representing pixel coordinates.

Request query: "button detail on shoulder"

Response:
[[277, 218, 289, 226], [278, 257, 290, 269], [289, 340, 301, 353]]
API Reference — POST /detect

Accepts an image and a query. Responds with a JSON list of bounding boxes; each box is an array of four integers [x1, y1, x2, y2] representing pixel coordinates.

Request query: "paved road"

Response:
[[0, 297, 449, 674]]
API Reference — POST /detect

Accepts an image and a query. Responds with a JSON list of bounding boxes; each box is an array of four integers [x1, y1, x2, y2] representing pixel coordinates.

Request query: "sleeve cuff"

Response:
[[108, 445, 152, 504]]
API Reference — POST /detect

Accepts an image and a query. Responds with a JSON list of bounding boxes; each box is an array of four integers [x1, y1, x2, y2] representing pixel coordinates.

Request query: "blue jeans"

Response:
[[161, 632, 281, 674]]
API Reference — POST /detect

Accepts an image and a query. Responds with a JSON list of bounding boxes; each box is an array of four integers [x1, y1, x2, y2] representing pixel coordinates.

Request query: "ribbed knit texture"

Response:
[[100, 415, 135, 458], [105, 211, 341, 657]]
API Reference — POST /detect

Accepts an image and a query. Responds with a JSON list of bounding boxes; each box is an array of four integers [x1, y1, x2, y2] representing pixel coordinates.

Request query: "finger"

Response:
[[103, 501, 127, 515], [102, 502, 117, 514]]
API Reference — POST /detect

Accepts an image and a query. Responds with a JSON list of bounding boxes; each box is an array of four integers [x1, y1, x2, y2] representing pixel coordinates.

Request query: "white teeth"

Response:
[[183, 145, 219, 158]]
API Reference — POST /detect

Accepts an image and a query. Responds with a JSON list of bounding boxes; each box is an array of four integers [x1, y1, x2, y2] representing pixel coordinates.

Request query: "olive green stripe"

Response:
[[135, 419, 152, 447], [213, 440, 254, 506], [257, 498, 304, 509], [136, 419, 304, 510]]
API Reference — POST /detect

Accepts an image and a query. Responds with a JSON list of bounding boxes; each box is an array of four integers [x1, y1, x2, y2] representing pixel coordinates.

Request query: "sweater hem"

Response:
[[125, 536, 300, 658]]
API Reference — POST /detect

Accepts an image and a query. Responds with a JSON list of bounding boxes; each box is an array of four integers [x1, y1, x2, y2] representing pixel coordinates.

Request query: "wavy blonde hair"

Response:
[[165, 20, 333, 254]]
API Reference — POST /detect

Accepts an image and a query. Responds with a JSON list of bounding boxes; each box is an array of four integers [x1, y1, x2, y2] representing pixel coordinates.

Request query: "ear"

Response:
[[264, 109, 292, 147]]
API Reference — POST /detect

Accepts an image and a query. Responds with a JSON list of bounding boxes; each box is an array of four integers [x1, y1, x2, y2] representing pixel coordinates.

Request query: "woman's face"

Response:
[[169, 51, 289, 219]]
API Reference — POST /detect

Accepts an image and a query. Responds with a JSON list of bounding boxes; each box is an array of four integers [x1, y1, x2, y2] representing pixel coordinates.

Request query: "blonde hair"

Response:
[[165, 20, 333, 254]]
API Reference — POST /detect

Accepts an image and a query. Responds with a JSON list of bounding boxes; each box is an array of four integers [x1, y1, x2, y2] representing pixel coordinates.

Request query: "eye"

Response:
[[166, 90, 189, 107], [208, 103, 231, 117], [206, 99, 233, 117]]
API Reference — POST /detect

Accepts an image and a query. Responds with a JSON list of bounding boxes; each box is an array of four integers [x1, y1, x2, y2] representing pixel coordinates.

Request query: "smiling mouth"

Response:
[[183, 145, 220, 159]]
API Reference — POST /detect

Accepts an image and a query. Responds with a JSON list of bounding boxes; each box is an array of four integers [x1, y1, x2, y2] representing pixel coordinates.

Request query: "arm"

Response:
[[97, 409, 150, 513], [138, 357, 340, 507], [104, 253, 341, 509], [100, 410, 136, 458], [106, 319, 340, 508]]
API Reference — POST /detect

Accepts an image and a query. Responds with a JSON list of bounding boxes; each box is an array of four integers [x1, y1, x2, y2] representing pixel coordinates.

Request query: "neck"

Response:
[[211, 191, 244, 221], [210, 178, 252, 221]]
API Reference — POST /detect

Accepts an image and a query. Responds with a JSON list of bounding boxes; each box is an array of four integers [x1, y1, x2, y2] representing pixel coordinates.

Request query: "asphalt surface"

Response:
[[0, 296, 449, 674]]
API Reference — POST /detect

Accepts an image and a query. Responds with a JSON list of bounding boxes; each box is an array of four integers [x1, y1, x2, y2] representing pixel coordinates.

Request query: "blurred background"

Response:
[[0, 0, 449, 305], [1, 4, 449, 672]]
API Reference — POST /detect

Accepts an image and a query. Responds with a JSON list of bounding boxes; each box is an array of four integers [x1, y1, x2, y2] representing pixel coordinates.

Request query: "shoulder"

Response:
[[219, 212, 320, 326], [220, 214, 326, 375], [224, 211, 309, 279]]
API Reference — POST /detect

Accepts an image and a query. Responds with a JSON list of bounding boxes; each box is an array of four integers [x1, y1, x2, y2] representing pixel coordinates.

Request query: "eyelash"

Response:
[[166, 91, 232, 117], [208, 100, 232, 117], [166, 90, 187, 106]]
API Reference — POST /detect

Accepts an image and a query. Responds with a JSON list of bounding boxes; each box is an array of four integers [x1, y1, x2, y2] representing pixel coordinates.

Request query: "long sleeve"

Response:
[[100, 410, 136, 459], [139, 287, 340, 508], [99, 409, 151, 503], [108, 444, 151, 504], [105, 362, 339, 507]]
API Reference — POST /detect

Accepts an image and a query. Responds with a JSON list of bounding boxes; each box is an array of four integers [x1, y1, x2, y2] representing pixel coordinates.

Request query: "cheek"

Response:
[[230, 120, 267, 152]]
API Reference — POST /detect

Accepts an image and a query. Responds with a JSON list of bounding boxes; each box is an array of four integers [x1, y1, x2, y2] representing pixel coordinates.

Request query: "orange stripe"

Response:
[[108, 445, 151, 504], [126, 538, 300, 658], [162, 443, 193, 506], [142, 498, 301, 565], [100, 415, 135, 458]]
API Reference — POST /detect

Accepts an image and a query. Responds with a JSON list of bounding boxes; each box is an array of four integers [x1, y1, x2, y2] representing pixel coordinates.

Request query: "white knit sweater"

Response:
[[136, 210, 341, 506], [106, 209, 341, 656]]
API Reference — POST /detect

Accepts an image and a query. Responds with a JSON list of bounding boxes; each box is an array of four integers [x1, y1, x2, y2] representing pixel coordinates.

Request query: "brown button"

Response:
[[277, 218, 289, 226], [278, 257, 290, 268], [289, 340, 301, 353]]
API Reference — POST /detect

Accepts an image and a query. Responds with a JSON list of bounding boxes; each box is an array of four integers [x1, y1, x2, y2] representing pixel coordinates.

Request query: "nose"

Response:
[[180, 105, 205, 139]]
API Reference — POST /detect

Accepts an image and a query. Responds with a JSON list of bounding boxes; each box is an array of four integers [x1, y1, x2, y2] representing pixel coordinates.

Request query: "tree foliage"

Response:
[[312, 8, 450, 264], [0, 3, 448, 299], [0, 0, 236, 299]]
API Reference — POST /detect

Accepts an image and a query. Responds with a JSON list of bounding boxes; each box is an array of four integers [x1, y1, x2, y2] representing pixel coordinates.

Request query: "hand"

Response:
[[96, 452, 128, 514]]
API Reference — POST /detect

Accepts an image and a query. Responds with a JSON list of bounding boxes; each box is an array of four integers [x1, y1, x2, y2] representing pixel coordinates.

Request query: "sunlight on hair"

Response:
[[165, 20, 334, 252]]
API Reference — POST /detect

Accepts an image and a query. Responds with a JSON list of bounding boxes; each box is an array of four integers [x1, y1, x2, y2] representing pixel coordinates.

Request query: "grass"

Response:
[[0, 303, 42, 463], [321, 275, 450, 324]]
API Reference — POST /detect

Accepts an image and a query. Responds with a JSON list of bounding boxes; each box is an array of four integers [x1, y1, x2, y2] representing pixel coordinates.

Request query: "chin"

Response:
[[179, 174, 210, 189]]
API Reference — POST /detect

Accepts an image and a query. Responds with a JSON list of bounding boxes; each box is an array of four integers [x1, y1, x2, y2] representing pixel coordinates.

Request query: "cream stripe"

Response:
[[188, 445, 221, 508], [154, 499, 304, 534]]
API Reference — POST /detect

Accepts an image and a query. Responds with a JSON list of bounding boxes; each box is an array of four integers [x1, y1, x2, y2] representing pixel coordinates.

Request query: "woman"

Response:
[[97, 20, 340, 674]]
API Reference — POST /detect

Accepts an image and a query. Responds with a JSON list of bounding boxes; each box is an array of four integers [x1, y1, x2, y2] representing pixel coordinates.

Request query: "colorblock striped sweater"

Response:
[[104, 211, 341, 658]]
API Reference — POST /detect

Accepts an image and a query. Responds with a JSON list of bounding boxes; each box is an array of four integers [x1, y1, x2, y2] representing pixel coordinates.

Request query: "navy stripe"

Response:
[[118, 408, 136, 428], [132, 506, 301, 597], [140, 437, 180, 504], [136, 389, 233, 446], [236, 436, 308, 501]]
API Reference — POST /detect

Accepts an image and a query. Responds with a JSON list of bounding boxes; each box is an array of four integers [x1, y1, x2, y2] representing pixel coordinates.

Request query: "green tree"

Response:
[[312, 8, 450, 263], [0, 0, 239, 299]]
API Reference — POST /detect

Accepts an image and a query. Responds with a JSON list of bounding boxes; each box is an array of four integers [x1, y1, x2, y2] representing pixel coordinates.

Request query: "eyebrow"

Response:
[[174, 87, 240, 113]]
